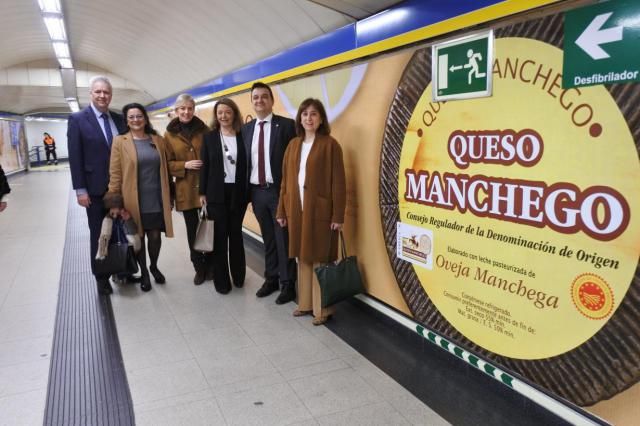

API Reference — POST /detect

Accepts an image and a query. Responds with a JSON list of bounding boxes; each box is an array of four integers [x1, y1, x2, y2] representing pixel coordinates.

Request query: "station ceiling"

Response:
[[0, 0, 401, 115]]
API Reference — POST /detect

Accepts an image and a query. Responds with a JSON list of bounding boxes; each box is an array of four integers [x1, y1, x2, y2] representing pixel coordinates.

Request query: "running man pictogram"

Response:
[[464, 49, 486, 85]]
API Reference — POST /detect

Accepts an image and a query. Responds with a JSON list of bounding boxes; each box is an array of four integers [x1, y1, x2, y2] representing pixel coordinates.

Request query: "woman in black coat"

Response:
[[199, 98, 248, 294]]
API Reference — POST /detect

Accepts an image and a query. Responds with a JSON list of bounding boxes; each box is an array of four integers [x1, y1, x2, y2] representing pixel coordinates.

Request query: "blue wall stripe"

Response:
[[0, 112, 23, 119], [148, 0, 504, 111]]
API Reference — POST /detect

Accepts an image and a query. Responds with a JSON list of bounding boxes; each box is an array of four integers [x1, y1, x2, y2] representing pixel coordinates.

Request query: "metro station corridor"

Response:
[[2, 1, 639, 425]]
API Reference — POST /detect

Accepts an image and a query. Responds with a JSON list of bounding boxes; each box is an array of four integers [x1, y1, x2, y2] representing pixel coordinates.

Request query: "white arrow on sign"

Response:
[[575, 12, 623, 60]]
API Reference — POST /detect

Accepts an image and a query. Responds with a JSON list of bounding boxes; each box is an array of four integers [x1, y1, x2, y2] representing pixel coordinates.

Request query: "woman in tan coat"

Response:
[[276, 98, 346, 325], [164, 94, 211, 285], [105, 103, 174, 292]]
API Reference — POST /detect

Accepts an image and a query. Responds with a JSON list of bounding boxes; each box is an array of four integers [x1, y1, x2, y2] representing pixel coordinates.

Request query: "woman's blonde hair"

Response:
[[174, 93, 195, 110]]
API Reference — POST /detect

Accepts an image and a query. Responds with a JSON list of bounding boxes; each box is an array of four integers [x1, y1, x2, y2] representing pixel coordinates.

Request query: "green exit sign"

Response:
[[563, 0, 640, 88], [432, 30, 494, 101]]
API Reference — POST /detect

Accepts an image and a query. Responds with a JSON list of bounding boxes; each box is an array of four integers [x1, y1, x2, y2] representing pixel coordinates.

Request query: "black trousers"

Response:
[[182, 207, 212, 271], [207, 184, 247, 292], [250, 184, 296, 285], [45, 148, 57, 162], [86, 195, 108, 280]]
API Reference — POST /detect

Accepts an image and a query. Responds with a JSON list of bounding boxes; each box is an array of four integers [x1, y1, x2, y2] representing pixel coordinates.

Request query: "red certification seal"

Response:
[[571, 274, 614, 320]]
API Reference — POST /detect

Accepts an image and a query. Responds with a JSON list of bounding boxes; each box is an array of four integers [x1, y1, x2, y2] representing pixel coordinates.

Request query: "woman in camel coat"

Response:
[[276, 98, 346, 325], [164, 93, 211, 285], [104, 103, 173, 292]]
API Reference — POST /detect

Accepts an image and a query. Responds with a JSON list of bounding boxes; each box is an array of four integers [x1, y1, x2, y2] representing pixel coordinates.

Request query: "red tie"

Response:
[[258, 121, 266, 185]]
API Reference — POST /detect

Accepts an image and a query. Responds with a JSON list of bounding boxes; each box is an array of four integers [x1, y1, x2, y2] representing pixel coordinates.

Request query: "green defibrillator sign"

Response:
[[432, 30, 494, 101], [563, 0, 640, 88]]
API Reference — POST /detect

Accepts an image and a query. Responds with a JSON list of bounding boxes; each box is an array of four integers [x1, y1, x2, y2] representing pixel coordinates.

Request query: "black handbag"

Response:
[[95, 218, 138, 276], [315, 231, 365, 308], [115, 245, 139, 279]]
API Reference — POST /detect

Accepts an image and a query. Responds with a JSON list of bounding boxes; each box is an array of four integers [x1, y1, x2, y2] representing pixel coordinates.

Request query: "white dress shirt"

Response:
[[250, 113, 273, 185]]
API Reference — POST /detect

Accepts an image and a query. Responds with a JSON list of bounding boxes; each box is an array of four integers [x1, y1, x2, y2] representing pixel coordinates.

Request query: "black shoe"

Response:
[[126, 274, 142, 283], [214, 284, 232, 295], [111, 274, 124, 285], [141, 275, 152, 292], [275, 283, 296, 305], [97, 278, 113, 295], [149, 266, 166, 284], [256, 280, 279, 298], [193, 269, 206, 285]]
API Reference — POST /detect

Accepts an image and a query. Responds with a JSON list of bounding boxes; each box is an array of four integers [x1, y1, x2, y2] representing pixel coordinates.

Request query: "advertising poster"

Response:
[[0, 119, 28, 173], [380, 11, 639, 423]]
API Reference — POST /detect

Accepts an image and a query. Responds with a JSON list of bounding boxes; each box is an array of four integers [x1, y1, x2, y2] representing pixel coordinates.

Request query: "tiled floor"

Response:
[[111, 198, 448, 426], [0, 168, 448, 425], [0, 168, 68, 426]]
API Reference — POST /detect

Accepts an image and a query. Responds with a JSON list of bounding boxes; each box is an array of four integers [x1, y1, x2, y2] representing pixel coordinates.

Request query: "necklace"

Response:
[[220, 131, 236, 165]]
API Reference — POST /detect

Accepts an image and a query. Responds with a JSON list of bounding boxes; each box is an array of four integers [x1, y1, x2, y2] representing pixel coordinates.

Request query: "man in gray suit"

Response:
[[243, 81, 297, 304]]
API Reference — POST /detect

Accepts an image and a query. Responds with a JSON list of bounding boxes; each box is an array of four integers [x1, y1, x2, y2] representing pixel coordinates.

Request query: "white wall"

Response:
[[24, 119, 69, 160]]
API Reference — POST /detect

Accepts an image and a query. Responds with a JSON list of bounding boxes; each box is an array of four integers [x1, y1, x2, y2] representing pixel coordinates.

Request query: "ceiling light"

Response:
[[52, 41, 70, 58], [67, 99, 80, 112], [58, 58, 73, 69], [38, 0, 61, 13], [358, 9, 409, 35], [44, 16, 66, 41]]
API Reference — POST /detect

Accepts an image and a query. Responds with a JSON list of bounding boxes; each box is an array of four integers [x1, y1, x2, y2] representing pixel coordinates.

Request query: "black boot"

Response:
[[275, 281, 296, 305], [149, 266, 166, 284], [193, 265, 206, 285], [140, 274, 152, 292], [140, 268, 151, 291]]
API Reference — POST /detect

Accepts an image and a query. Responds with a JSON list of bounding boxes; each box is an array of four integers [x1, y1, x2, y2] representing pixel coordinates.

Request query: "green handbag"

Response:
[[315, 231, 365, 308]]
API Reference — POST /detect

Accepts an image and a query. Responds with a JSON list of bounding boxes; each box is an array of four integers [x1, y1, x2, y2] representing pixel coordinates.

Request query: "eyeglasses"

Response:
[[220, 132, 236, 165], [127, 115, 144, 121]]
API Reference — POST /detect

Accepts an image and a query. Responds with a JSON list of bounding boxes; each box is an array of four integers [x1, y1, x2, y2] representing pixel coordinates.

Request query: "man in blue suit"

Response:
[[68, 76, 125, 295]]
